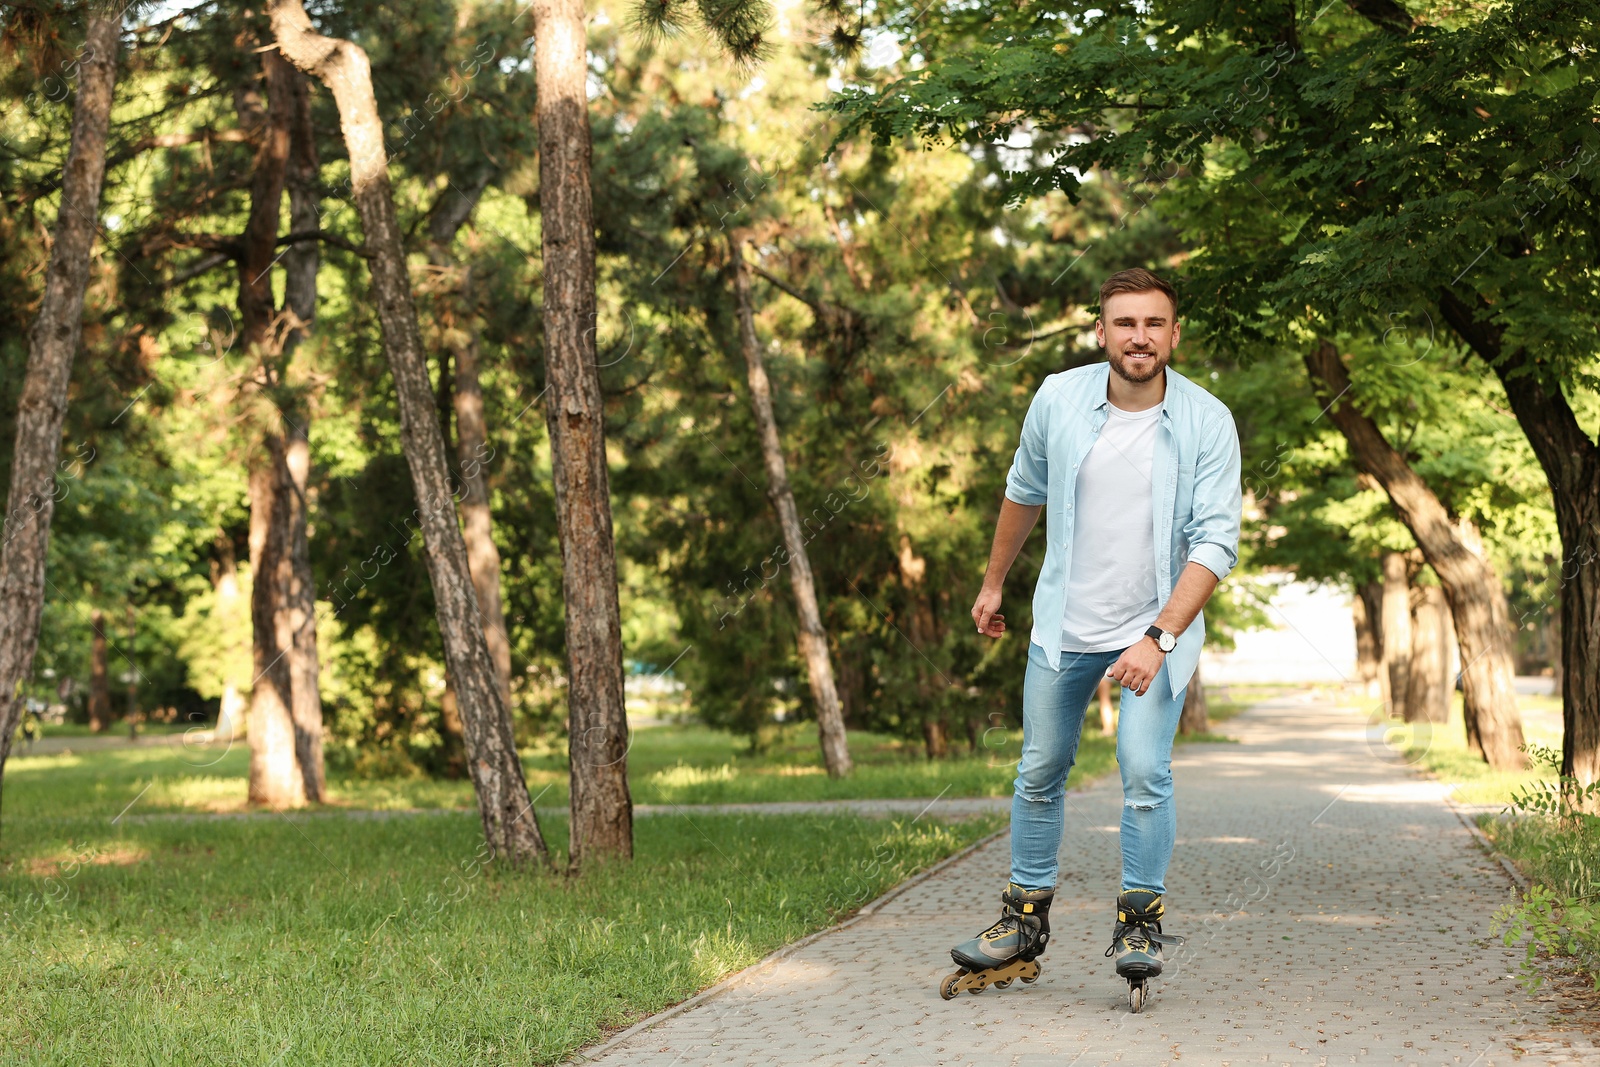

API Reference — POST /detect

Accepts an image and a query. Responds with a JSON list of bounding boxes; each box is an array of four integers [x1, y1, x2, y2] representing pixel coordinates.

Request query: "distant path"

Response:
[[15, 730, 211, 757], [108, 797, 1013, 824], [572, 695, 1600, 1066]]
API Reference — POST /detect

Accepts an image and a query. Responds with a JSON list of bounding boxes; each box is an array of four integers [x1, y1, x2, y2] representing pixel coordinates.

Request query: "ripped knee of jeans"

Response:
[[1123, 797, 1161, 811]]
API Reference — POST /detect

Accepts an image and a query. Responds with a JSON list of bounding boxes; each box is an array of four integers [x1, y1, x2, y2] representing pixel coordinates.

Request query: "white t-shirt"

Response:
[[1060, 400, 1163, 652]]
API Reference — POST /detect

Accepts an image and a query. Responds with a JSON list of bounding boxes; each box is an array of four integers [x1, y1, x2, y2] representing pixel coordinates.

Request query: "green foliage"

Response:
[[1490, 743, 1600, 991], [1491, 884, 1599, 992], [3, 0, 1576, 778], [1510, 742, 1600, 824]]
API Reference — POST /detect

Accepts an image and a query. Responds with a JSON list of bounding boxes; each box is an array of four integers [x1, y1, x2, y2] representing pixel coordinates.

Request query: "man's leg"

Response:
[[1105, 657, 1188, 992], [1114, 656, 1187, 891], [1009, 643, 1119, 889], [945, 642, 1113, 989]]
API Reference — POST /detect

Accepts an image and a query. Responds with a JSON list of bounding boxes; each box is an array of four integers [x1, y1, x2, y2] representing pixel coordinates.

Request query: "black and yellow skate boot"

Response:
[[1107, 889, 1185, 1012], [1106, 889, 1167, 978], [939, 883, 1053, 999]]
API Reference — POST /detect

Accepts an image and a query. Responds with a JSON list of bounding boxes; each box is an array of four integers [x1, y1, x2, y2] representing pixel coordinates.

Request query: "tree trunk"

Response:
[[1439, 290, 1600, 796], [283, 67, 320, 351], [248, 451, 304, 807], [528, 0, 634, 865], [1406, 583, 1452, 725], [1305, 341, 1525, 769], [239, 47, 310, 806], [1546, 600, 1562, 700], [439, 679, 467, 778], [1097, 675, 1115, 734], [426, 174, 514, 715], [452, 326, 514, 709], [729, 233, 854, 777], [0, 13, 118, 786], [124, 603, 137, 739], [1179, 662, 1209, 735], [211, 533, 246, 740], [237, 49, 293, 350], [271, 0, 549, 865], [282, 419, 323, 800], [282, 68, 324, 803], [1353, 579, 1383, 698], [1380, 551, 1412, 720], [897, 533, 948, 761], [88, 608, 111, 732]]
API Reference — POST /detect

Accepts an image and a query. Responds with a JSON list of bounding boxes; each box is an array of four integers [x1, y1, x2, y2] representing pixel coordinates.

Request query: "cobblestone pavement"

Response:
[[577, 696, 1600, 1066]]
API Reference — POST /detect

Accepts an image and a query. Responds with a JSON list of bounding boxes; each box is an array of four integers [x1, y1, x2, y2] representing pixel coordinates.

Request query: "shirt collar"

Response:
[[1093, 362, 1173, 419]]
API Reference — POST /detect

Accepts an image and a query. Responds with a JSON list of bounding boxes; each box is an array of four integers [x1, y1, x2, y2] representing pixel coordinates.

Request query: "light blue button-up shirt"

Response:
[[1003, 361, 1243, 699]]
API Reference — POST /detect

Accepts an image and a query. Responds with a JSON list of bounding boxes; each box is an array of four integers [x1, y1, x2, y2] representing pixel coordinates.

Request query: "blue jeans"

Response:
[[1010, 641, 1187, 894]]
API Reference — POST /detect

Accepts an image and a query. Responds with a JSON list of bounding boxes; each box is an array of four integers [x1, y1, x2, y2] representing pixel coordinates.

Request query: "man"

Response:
[[941, 267, 1242, 1011]]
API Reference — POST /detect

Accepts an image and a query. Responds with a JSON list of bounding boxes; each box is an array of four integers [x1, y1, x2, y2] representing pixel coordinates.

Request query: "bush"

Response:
[[1488, 743, 1600, 990]]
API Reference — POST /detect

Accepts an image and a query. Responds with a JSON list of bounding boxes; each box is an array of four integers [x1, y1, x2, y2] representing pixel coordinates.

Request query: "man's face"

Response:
[[1097, 289, 1180, 384]]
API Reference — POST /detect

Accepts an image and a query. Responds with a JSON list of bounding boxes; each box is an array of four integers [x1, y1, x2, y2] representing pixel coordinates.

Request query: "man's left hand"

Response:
[[1108, 638, 1165, 698]]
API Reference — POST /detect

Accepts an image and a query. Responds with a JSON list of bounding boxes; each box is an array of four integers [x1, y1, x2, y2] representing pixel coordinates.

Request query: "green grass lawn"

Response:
[[0, 711, 1133, 1063], [3, 718, 1122, 817], [0, 807, 1000, 1064], [1382, 691, 1563, 807]]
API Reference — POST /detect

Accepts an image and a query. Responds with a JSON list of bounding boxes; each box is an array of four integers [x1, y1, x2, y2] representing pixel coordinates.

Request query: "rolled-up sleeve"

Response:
[[1184, 411, 1242, 581], [1004, 387, 1050, 506]]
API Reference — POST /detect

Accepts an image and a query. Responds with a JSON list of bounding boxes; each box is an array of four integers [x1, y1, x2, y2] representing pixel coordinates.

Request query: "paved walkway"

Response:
[[576, 696, 1600, 1066]]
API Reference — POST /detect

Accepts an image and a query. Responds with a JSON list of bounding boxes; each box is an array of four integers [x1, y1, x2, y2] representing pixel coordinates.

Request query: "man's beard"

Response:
[[1110, 347, 1168, 384]]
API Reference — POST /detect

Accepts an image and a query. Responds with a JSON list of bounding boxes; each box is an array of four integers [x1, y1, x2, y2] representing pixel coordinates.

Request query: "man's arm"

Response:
[[1154, 561, 1219, 638], [1106, 562, 1219, 696], [975, 381, 1052, 639], [972, 498, 1043, 637]]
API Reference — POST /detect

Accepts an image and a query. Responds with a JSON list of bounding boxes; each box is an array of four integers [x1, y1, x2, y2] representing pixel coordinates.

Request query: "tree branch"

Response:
[[1437, 289, 1600, 511], [139, 231, 244, 260], [426, 165, 497, 249], [993, 319, 1093, 349], [167, 251, 231, 286], [1344, 0, 1415, 36], [276, 229, 371, 258]]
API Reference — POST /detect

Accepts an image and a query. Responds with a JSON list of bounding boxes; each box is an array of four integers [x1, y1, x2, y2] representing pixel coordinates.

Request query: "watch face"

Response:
[[1159, 632, 1176, 652]]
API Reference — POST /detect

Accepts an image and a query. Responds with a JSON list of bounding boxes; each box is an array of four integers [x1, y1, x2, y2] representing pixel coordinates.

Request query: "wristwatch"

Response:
[[1145, 625, 1177, 653]]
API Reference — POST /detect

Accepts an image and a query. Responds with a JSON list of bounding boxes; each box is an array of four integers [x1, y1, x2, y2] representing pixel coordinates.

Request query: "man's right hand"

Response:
[[972, 586, 1006, 639]]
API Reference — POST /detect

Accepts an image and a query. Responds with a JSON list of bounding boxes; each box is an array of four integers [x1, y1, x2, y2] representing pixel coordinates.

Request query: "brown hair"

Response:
[[1098, 268, 1177, 319]]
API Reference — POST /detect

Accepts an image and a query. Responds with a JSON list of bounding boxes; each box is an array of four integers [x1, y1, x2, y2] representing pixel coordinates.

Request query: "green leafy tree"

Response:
[[826, 0, 1596, 776]]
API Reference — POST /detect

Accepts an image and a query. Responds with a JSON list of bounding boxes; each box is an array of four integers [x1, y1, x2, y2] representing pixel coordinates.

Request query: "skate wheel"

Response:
[[939, 971, 964, 1001], [1129, 980, 1146, 1013], [1019, 960, 1041, 984], [993, 978, 1012, 989]]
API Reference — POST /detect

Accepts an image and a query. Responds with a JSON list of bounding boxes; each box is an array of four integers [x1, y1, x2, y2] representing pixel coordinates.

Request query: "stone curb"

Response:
[[563, 822, 1011, 1064], [1444, 794, 1531, 893]]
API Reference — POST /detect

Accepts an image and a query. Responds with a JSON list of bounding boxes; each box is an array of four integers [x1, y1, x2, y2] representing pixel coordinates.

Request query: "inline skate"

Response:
[[939, 883, 1053, 999], [1105, 888, 1185, 1012]]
